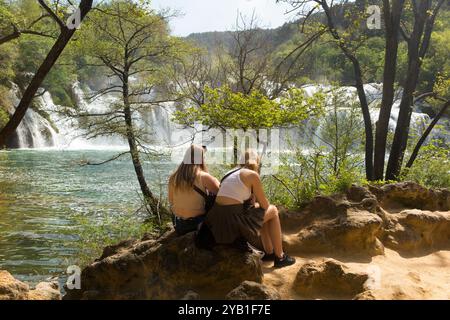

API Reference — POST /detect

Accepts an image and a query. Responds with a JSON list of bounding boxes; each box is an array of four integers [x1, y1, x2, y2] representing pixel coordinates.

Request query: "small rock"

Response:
[[226, 281, 280, 300], [28, 281, 61, 300], [353, 290, 376, 300], [181, 290, 200, 300], [293, 259, 369, 299], [0, 270, 60, 300], [0, 271, 29, 300]]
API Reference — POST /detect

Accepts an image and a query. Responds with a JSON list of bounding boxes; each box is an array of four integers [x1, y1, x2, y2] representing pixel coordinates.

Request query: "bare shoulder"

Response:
[[239, 168, 260, 183], [200, 171, 219, 183]]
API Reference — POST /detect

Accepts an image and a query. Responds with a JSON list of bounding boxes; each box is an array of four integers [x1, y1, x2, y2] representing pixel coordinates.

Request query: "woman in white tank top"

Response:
[[217, 169, 252, 202], [202, 149, 295, 269]]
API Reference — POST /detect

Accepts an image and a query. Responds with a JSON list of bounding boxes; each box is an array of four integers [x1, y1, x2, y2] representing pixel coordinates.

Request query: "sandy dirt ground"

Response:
[[262, 248, 450, 300]]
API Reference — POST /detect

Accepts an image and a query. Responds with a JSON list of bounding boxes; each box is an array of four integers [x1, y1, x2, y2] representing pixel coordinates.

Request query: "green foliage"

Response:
[[173, 85, 325, 130], [0, 106, 9, 130], [263, 87, 366, 209], [72, 211, 157, 267], [402, 144, 450, 188], [0, 0, 15, 30], [0, 42, 17, 84], [0, 85, 11, 129], [264, 149, 327, 209], [0, 0, 74, 106], [265, 144, 365, 210], [418, 10, 450, 93]]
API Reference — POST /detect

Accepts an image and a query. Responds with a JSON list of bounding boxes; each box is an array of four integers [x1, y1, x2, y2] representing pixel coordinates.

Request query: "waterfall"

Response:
[[299, 83, 446, 148], [7, 81, 448, 150], [41, 83, 128, 150], [9, 84, 56, 149]]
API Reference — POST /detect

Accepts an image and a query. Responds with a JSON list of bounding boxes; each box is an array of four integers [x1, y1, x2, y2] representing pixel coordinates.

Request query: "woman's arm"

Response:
[[249, 172, 270, 210], [202, 172, 220, 193]]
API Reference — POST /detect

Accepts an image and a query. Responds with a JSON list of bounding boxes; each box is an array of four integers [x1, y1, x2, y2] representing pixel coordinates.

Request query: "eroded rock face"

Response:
[[64, 230, 263, 300], [382, 209, 450, 253], [353, 290, 376, 300], [370, 182, 450, 211], [0, 270, 61, 300], [281, 182, 450, 257], [281, 196, 384, 257], [293, 259, 369, 299], [226, 281, 280, 300]]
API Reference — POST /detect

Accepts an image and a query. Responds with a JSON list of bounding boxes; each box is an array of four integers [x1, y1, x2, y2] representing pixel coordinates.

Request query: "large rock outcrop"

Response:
[[281, 195, 384, 257], [0, 270, 60, 300], [64, 231, 263, 300], [281, 182, 450, 257], [369, 182, 450, 212], [381, 209, 450, 254]]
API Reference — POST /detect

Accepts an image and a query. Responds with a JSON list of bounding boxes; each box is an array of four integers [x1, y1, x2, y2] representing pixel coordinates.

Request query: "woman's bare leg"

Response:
[[263, 205, 283, 258], [260, 223, 273, 254]]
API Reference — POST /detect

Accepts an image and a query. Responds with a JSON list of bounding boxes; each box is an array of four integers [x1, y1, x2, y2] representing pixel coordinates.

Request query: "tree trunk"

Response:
[[386, 0, 435, 180], [405, 100, 449, 168], [352, 57, 374, 181], [122, 73, 163, 218], [374, 0, 404, 180], [321, 1, 374, 180], [0, 0, 93, 147]]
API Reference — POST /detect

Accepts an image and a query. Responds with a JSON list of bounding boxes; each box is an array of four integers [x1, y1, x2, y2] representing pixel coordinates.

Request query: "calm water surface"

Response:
[[0, 150, 174, 284]]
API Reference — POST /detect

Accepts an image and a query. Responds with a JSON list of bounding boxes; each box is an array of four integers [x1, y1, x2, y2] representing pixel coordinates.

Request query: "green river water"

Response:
[[0, 149, 175, 285]]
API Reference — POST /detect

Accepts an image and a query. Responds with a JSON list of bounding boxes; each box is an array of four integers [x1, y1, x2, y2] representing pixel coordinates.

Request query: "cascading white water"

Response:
[[39, 83, 128, 150], [300, 83, 439, 146], [9, 81, 448, 150], [9, 84, 56, 149]]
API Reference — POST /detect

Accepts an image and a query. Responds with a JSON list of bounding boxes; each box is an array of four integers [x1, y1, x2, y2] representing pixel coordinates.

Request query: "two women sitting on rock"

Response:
[[168, 145, 295, 268]]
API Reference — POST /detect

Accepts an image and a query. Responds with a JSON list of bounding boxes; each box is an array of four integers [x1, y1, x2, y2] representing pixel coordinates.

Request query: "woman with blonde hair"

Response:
[[168, 144, 220, 235], [203, 149, 295, 268]]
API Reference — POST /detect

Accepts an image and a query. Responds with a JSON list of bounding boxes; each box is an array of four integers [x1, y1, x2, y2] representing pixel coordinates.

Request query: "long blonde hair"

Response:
[[239, 149, 261, 173], [169, 145, 207, 191]]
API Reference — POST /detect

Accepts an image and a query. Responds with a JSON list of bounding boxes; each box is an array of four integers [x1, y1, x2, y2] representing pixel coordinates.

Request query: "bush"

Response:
[[402, 144, 450, 188], [264, 88, 366, 210], [71, 210, 157, 267], [264, 147, 364, 210]]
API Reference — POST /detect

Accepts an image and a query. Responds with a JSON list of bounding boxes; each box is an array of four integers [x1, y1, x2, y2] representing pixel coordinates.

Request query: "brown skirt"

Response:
[[204, 203, 265, 244]]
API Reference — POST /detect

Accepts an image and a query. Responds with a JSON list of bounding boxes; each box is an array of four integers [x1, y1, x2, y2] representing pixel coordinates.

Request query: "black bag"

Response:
[[194, 220, 216, 250]]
